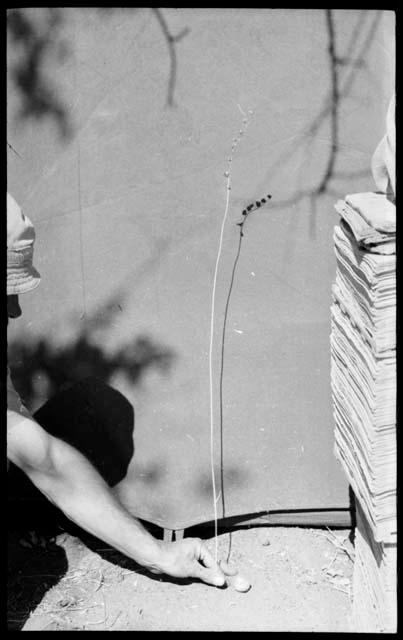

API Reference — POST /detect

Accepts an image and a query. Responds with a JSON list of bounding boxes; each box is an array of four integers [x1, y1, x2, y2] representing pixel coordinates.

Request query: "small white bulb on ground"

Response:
[[232, 575, 251, 593]]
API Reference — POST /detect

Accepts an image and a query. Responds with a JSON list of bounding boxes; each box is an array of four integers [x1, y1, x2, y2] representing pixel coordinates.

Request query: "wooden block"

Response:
[[163, 528, 173, 542], [175, 529, 185, 541]]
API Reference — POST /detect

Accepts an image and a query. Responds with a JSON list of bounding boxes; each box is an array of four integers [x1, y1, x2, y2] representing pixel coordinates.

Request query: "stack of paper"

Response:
[[333, 221, 396, 355], [331, 221, 396, 542], [330, 192, 396, 632], [352, 502, 397, 633]]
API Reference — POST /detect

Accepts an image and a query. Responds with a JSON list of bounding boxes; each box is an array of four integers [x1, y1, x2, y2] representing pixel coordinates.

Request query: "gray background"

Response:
[[7, 8, 395, 528]]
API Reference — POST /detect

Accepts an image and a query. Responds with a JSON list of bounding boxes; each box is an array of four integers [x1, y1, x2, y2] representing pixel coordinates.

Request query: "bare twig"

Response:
[[90, 568, 105, 593], [40, 603, 101, 614], [330, 584, 350, 596], [83, 596, 107, 627], [321, 549, 339, 573], [315, 528, 355, 562], [42, 612, 73, 629], [7, 140, 22, 157], [39, 618, 61, 631], [84, 618, 107, 626], [105, 610, 122, 630], [325, 527, 354, 559]]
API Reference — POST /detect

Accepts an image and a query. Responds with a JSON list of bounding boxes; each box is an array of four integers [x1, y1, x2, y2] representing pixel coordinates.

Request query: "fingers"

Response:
[[194, 563, 226, 587], [189, 540, 225, 586], [198, 542, 217, 569], [169, 538, 238, 587], [219, 559, 238, 577], [198, 544, 238, 578]]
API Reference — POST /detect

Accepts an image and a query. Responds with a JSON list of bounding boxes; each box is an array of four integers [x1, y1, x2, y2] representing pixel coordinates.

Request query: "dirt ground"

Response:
[[8, 522, 355, 632]]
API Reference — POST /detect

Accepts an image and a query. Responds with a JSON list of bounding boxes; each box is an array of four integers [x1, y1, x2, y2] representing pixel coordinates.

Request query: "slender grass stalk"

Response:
[[208, 171, 232, 562], [209, 108, 268, 565]]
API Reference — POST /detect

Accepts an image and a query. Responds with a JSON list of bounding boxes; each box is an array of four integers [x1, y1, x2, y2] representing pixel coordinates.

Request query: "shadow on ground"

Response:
[[7, 530, 68, 631]]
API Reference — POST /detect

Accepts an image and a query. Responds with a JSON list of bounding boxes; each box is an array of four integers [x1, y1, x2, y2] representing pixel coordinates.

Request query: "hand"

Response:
[[155, 538, 238, 587]]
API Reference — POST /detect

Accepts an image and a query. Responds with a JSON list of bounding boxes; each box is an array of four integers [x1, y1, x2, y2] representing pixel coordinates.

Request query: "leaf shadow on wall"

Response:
[[8, 290, 176, 504], [8, 292, 175, 412], [258, 9, 380, 243], [7, 6, 189, 149]]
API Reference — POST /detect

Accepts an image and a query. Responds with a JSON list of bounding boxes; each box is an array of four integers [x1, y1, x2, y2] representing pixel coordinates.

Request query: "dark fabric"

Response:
[[8, 378, 135, 532], [33, 377, 135, 487]]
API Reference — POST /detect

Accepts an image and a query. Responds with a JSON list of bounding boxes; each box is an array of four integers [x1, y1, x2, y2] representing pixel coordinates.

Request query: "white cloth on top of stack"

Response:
[[334, 192, 396, 255], [371, 95, 395, 202]]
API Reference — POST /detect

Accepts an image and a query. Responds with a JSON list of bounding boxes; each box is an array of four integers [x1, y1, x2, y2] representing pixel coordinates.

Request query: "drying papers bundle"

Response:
[[331, 222, 396, 543], [352, 501, 397, 633]]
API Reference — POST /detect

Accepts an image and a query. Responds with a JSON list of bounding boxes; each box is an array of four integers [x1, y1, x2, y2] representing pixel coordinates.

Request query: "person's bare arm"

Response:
[[7, 411, 227, 586]]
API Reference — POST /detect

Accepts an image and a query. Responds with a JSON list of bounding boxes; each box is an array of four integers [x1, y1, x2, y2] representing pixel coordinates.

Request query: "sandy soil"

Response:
[[8, 524, 355, 632]]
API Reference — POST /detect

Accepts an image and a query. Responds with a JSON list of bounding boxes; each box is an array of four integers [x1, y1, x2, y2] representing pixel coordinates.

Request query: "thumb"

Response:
[[194, 563, 226, 587]]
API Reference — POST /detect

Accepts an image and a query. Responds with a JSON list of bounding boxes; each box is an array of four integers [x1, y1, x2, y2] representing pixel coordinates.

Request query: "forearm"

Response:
[[8, 413, 227, 587], [20, 435, 165, 572]]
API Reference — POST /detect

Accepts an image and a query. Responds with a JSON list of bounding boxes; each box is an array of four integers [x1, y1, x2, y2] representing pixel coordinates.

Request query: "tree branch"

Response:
[[7, 140, 22, 158]]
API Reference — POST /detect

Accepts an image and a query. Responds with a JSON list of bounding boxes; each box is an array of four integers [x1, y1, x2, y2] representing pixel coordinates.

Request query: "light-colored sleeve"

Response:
[[371, 96, 396, 201]]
